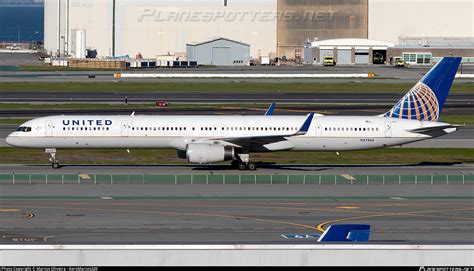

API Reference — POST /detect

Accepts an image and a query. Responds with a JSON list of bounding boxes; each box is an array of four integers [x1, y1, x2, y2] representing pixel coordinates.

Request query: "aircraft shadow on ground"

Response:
[[25, 161, 462, 171]]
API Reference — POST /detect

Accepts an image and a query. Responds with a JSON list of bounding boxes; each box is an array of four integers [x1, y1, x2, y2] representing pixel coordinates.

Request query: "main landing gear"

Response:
[[231, 160, 257, 171], [231, 153, 256, 171], [46, 148, 61, 169]]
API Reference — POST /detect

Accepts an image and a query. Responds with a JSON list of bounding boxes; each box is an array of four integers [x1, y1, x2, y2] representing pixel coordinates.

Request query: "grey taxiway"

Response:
[[0, 184, 472, 244]]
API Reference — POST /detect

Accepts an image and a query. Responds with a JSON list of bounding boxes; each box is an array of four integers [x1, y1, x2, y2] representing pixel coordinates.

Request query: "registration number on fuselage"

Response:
[[360, 138, 375, 142]]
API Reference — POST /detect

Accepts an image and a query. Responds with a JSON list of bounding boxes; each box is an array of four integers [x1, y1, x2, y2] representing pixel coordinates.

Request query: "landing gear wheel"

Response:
[[247, 163, 257, 171], [46, 148, 60, 169], [238, 162, 247, 171]]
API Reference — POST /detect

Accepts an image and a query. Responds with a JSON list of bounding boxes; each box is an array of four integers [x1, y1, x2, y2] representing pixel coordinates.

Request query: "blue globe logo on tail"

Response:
[[385, 82, 439, 121], [384, 57, 462, 122]]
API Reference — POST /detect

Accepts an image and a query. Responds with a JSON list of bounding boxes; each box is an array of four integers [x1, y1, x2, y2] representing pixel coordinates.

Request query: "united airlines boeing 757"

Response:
[[6, 57, 462, 170]]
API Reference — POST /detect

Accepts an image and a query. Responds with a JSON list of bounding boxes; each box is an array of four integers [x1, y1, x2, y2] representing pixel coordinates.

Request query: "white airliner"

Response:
[[7, 57, 462, 170]]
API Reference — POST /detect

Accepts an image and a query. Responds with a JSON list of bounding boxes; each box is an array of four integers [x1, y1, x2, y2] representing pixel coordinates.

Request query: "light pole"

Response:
[[34, 31, 40, 50], [16, 25, 20, 44]]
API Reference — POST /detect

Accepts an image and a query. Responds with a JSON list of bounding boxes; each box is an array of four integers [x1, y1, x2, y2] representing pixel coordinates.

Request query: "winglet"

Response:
[[318, 224, 371, 242], [265, 102, 276, 116], [296, 113, 314, 135]]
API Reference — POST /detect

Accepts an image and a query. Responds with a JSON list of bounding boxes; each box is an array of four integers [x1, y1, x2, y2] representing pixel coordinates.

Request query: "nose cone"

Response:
[[5, 133, 17, 147]]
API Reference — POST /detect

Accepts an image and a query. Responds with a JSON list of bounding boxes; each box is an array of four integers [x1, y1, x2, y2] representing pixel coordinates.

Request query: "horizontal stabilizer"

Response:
[[407, 124, 461, 137], [318, 224, 371, 242]]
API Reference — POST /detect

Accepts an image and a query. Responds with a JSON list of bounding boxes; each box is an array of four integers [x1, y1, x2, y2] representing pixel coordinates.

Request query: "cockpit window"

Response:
[[16, 126, 32, 132]]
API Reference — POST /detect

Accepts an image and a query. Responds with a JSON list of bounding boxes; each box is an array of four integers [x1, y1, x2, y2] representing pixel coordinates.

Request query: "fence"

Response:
[[0, 174, 472, 185]]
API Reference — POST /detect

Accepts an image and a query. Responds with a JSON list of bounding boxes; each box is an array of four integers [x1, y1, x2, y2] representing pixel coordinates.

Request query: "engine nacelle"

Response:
[[186, 143, 235, 164]]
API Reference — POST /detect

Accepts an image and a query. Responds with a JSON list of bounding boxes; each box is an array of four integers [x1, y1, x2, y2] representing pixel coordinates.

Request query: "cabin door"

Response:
[[121, 121, 130, 137], [45, 120, 53, 137], [384, 121, 392, 137], [315, 125, 322, 137]]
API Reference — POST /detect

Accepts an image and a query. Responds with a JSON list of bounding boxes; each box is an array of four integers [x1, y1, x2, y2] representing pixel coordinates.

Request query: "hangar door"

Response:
[[319, 48, 334, 61], [212, 47, 231, 66], [355, 49, 369, 64], [337, 49, 352, 65]]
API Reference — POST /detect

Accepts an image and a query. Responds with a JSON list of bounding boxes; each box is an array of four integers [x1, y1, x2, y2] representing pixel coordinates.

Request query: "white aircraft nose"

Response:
[[5, 133, 17, 147]]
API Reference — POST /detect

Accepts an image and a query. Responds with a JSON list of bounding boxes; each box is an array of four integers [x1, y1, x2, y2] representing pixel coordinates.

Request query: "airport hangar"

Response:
[[44, 0, 474, 63], [186, 37, 250, 66], [304, 37, 474, 65]]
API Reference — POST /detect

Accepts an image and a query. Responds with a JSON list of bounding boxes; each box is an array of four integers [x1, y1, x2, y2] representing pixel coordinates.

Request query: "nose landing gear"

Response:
[[46, 148, 61, 169]]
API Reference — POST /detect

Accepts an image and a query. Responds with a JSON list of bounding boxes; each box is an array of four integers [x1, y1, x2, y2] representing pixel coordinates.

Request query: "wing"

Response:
[[193, 113, 314, 150]]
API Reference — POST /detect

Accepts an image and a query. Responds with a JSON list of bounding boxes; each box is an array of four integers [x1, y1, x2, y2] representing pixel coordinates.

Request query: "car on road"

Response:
[[394, 57, 408, 68], [395, 60, 407, 67], [6, 44, 20, 50], [322, 56, 336, 66], [156, 101, 168, 107]]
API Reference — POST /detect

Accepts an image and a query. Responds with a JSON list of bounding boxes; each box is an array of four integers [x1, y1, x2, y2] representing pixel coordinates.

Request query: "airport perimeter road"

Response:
[[0, 65, 473, 83], [1, 91, 473, 106], [0, 185, 472, 244]]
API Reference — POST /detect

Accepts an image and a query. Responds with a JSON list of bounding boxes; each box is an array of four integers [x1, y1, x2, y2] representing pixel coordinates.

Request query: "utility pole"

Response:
[[277, 42, 280, 66], [112, 0, 116, 57], [16, 25, 20, 44]]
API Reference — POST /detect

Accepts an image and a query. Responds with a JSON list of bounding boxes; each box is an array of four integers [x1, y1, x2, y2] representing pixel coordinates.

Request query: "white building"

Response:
[[44, 0, 276, 58], [187, 37, 250, 66], [44, 0, 473, 59]]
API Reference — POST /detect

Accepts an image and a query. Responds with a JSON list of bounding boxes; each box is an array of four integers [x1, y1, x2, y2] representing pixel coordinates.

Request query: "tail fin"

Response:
[[384, 57, 462, 121]]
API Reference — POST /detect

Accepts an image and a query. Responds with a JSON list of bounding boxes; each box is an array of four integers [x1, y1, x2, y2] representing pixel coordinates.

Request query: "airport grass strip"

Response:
[[0, 148, 473, 165], [0, 82, 473, 93]]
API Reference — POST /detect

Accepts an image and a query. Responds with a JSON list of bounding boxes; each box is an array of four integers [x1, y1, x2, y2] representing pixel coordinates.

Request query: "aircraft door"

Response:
[[45, 120, 53, 137], [121, 121, 130, 137], [315, 125, 322, 137], [384, 121, 392, 137]]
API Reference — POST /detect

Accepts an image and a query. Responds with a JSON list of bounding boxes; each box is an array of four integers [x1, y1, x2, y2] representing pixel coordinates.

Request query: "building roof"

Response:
[[187, 37, 250, 47], [311, 38, 395, 48]]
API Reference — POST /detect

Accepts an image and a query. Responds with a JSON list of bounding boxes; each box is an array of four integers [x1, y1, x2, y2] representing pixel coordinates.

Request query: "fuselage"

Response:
[[6, 114, 446, 152]]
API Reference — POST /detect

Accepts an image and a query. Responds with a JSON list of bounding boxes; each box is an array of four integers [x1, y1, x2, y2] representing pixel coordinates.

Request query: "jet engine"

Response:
[[185, 143, 235, 164]]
